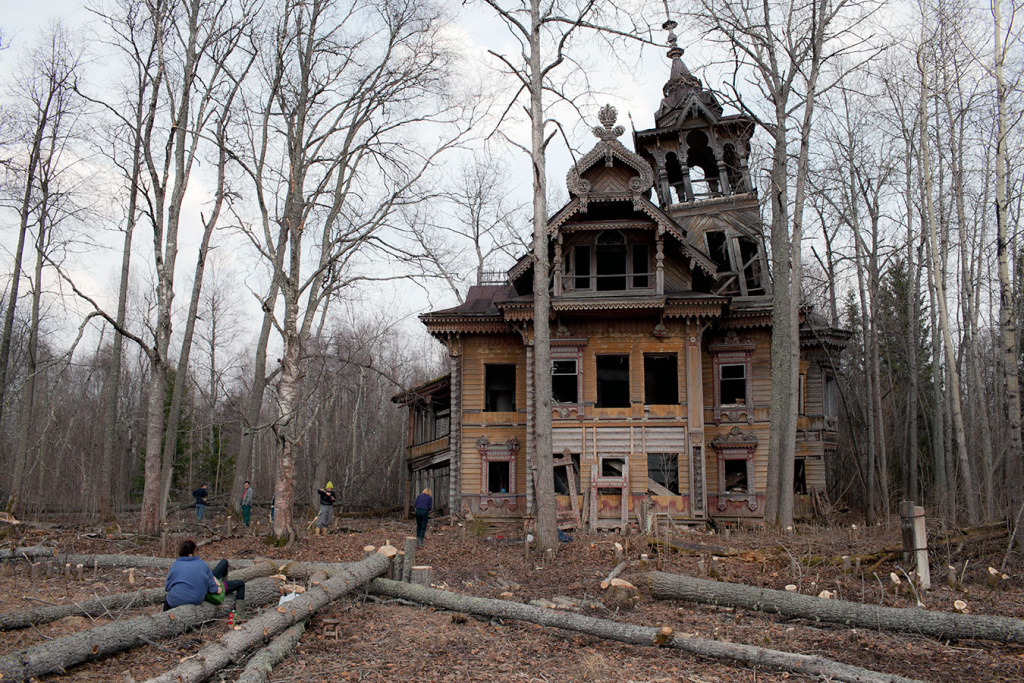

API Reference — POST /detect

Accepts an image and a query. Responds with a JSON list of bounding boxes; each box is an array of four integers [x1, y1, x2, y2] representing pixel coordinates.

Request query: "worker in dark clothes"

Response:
[[163, 539, 247, 620], [192, 484, 208, 521], [414, 488, 433, 547], [315, 481, 335, 536], [240, 481, 253, 527]]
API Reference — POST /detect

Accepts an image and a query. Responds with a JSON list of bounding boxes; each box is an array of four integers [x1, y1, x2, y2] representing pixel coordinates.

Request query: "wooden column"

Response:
[[449, 339, 463, 515], [686, 322, 707, 519], [525, 342, 535, 514]]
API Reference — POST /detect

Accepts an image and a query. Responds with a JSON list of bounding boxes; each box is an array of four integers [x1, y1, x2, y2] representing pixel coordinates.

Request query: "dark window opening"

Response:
[[723, 143, 744, 192], [648, 453, 680, 494], [485, 364, 516, 412], [601, 457, 625, 477], [706, 231, 731, 272], [724, 459, 748, 492], [573, 245, 591, 289], [632, 244, 649, 288], [596, 355, 630, 408], [553, 454, 581, 495], [720, 363, 747, 405], [487, 461, 510, 494], [739, 237, 763, 293], [686, 130, 720, 195], [798, 373, 806, 416], [552, 359, 579, 403], [596, 231, 627, 291], [598, 488, 623, 496], [644, 354, 678, 405], [793, 458, 807, 495]]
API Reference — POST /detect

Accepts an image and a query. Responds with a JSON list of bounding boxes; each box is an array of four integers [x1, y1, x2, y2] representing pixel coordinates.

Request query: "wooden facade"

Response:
[[393, 41, 849, 526]]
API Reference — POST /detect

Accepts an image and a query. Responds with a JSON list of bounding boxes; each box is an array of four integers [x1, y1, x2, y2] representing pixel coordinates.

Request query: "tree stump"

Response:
[[411, 566, 432, 587], [604, 578, 640, 611]]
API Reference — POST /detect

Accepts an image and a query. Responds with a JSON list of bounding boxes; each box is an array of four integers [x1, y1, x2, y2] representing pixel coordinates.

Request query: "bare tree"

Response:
[[478, 0, 651, 550], [231, 0, 472, 541], [687, 0, 873, 527], [993, 0, 1023, 518], [0, 24, 84, 513]]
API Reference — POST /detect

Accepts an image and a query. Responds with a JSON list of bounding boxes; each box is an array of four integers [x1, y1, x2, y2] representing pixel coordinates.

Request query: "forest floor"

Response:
[[1, 510, 1023, 683]]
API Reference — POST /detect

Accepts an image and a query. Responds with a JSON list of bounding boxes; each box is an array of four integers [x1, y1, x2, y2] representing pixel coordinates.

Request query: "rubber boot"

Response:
[[314, 527, 320, 536], [234, 599, 246, 622]]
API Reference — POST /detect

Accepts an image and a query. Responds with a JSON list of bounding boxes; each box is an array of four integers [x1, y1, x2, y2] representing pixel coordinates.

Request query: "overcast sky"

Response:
[[1, 1, 696, 370]]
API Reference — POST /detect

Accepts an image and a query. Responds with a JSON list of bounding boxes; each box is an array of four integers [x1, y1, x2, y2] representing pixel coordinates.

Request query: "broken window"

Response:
[[719, 363, 747, 405], [724, 459, 748, 492], [484, 364, 516, 412], [552, 359, 579, 403], [738, 237, 764, 294], [632, 244, 649, 288], [487, 461, 510, 494], [553, 454, 581, 495], [596, 355, 630, 408], [573, 245, 591, 289], [705, 231, 731, 272], [793, 458, 807, 495], [601, 457, 626, 477], [647, 453, 679, 495], [644, 354, 678, 405]]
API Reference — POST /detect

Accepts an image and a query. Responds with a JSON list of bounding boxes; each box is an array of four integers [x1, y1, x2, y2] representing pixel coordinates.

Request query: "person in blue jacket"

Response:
[[164, 539, 247, 620], [414, 488, 432, 547]]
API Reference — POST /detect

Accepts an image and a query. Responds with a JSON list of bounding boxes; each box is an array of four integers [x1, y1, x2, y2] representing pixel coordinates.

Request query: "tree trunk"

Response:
[[234, 621, 306, 683], [649, 570, 1024, 644], [528, 0, 557, 551], [367, 578, 923, 683], [0, 577, 283, 682], [993, 0, 1023, 518], [144, 553, 390, 683], [918, 53, 979, 524], [0, 561, 278, 631]]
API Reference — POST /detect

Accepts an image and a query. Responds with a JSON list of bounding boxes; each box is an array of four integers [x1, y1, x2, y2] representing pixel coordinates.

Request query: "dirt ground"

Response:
[[2, 511, 1023, 683]]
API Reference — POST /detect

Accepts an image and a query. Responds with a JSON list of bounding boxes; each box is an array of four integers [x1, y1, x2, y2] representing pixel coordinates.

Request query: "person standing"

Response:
[[193, 484, 209, 521], [240, 481, 253, 527], [414, 488, 432, 547], [315, 482, 335, 536], [164, 539, 247, 620]]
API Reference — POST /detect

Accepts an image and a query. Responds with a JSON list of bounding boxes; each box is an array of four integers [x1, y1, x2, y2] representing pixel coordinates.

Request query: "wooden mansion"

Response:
[[392, 35, 849, 529]]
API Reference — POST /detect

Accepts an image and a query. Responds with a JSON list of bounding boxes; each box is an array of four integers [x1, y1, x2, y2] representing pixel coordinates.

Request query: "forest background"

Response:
[[0, 0, 1021, 534]]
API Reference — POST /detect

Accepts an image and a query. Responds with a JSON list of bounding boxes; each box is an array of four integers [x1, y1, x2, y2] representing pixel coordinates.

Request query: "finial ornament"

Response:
[[593, 104, 625, 141]]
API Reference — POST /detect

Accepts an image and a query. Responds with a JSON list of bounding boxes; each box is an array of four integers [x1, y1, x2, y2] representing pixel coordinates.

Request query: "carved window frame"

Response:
[[710, 336, 756, 424], [477, 436, 519, 498], [711, 427, 758, 511], [566, 231, 654, 293]]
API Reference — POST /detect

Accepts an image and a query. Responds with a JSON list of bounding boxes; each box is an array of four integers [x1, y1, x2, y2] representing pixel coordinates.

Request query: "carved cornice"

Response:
[[664, 300, 725, 319], [422, 318, 509, 335], [711, 426, 759, 452]]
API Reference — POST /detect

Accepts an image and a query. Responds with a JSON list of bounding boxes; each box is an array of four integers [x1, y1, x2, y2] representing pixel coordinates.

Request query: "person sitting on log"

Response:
[[164, 539, 247, 621]]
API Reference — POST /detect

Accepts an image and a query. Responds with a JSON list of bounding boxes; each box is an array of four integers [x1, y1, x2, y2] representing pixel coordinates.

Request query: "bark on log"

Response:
[[649, 571, 1024, 644], [647, 538, 742, 557], [142, 553, 391, 683], [0, 577, 282, 682], [366, 579, 922, 683], [234, 621, 306, 683], [0, 561, 280, 631]]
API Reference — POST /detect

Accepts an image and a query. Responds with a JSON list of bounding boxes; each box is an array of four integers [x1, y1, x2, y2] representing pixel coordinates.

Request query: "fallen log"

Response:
[[647, 538, 741, 557], [0, 561, 280, 631], [143, 552, 391, 683], [0, 577, 281, 682], [366, 579, 922, 683], [234, 621, 306, 683], [649, 571, 1024, 644]]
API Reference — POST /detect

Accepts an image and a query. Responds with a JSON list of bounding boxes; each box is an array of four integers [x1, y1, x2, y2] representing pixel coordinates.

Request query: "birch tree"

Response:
[[232, 0, 471, 541], [0, 24, 84, 513], [478, 0, 649, 550], [687, 0, 872, 527]]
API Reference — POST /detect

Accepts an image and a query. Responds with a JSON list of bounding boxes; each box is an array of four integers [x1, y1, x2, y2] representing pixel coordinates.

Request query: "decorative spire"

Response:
[[593, 104, 625, 141], [658, 4, 702, 112]]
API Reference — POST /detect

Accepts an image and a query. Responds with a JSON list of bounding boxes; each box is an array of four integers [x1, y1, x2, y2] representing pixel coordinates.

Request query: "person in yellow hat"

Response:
[[315, 481, 336, 536]]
